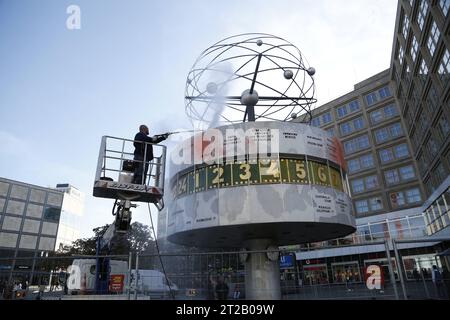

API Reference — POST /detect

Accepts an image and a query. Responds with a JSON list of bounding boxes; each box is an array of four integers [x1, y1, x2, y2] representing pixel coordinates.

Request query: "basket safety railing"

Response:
[[95, 135, 167, 192]]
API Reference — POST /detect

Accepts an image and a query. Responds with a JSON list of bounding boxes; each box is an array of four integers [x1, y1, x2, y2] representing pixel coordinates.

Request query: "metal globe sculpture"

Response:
[[185, 33, 316, 128]]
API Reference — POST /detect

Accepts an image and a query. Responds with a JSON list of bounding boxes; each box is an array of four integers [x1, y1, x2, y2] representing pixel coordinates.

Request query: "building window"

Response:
[[425, 136, 438, 157], [419, 58, 429, 84], [347, 154, 374, 173], [435, 162, 446, 178], [418, 0, 429, 31], [340, 117, 365, 136], [426, 21, 440, 57], [385, 169, 401, 185], [348, 100, 360, 112], [344, 140, 356, 154], [385, 165, 416, 185], [311, 117, 320, 127], [348, 159, 361, 173], [438, 114, 450, 140], [399, 165, 416, 180], [394, 65, 400, 85], [380, 144, 410, 163], [359, 135, 370, 149], [352, 179, 365, 194], [370, 110, 383, 124], [398, 83, 405, 100], [405, 64, 412, 87], [439, 0, 449, 16], [389, 123, 403, 138], [336, 100, 360, 119], [398, 46, 405, 64], [43, 207, 61, 222], [426, 84, 439, 113], [369, 197, 383, 211], [370, 104, 398, 125], [365, 175, 379, 190], [326, 127, 335, 137], [378, 86, 391, 99], [336, 105, 347, 118], [406, 188, 421, 203], [417, 152, 427, 176], [405, 107, 413, 131], [353, 117, 365, 130], [360, 154, 374, 169], [322, 112, 332, 124], [417, 111, 430, 138], [355, 200, 369, 214], [402, 14, 410, 40], [365, 92, 378, 106], [394, 143, 409, 158], [340, 122, 352, 136], [384, 104, 398, 118], [344, 135, 370, 155], [390, 192, 406, 207], [379, 149, 395, 163], [411, 36, 419, 62], [375, 128, 390, 143], [410, 82, 419, 106], [351, 175, 378, 194], [438, 49, 450, 82]]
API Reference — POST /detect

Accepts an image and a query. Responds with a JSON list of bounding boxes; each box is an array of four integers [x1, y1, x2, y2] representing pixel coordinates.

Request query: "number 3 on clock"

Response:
[[239, 163, 251, 180]]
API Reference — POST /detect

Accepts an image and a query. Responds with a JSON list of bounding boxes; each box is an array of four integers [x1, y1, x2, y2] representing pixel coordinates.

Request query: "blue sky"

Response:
[[0, 0, 397, 237]]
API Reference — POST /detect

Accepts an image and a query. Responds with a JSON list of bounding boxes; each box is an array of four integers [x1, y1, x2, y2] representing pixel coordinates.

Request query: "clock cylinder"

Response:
[[166, 121, 356, 248]]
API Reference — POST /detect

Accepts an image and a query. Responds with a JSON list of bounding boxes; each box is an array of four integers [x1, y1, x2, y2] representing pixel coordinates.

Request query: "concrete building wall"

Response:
[[0, 177, 63, 261], [390, 0, 450, 197], [294, 70, 426, 219]]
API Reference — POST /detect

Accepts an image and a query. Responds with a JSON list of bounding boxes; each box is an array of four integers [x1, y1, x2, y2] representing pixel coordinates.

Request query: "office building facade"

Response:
[[298, 69, 426, 221], [285, 0, 450, 288], [0, 177, 64, 283], [391, 0, 450, 237], [293, 69, 430, 251]]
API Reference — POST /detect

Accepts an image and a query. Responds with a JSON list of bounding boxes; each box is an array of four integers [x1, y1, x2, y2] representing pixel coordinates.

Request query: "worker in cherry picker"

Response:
[[132, 125, 169, 184]]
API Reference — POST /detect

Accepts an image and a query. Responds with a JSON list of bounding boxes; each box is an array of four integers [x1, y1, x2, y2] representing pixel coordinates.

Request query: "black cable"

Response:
[[139, 150, 175, 300], [147, 202, 176, 300]]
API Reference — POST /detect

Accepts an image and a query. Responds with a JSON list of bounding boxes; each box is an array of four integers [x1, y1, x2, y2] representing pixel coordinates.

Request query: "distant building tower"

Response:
[[54, 184, 85, 251]]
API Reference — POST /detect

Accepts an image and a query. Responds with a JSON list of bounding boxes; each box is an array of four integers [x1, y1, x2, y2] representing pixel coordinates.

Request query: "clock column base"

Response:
[[243, 238, 281, 300]]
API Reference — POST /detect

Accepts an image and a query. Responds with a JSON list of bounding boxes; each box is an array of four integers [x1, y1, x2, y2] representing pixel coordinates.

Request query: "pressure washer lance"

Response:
[[163, 129, 199, 136], [153, 130, 200, 141]]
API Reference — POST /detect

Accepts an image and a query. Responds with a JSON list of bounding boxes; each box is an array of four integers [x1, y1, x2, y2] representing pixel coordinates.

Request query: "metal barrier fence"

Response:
[[0, 238, 449, 300]]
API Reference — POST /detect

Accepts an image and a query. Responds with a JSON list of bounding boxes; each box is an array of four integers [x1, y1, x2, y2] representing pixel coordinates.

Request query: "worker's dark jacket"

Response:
[[133, 132, 165, 161]]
